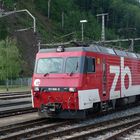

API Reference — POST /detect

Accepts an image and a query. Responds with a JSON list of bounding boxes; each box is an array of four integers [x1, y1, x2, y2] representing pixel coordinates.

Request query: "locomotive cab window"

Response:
[[65, 57, 80, 73], [85, 57, 95, 73], [36, 57, 63, 74]]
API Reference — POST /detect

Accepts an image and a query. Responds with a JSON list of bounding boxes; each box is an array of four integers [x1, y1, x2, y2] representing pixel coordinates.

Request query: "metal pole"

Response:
[[38, 41, 41, 51], [22, 9, 36, 33], [80, 20, 87, 41], [48, 0, 51, 19], [95, 37, 140, 44], [15, 9, 36, 33], [81, 23, 84, 41], [97, 13, 108, 42], [101, 15, 105, 41], [14, 3, 17, 11], [5, 40, 8, 91], [130, 39, 134, 52], [62, 11, 64, 29], [0, 9, 36, 33]]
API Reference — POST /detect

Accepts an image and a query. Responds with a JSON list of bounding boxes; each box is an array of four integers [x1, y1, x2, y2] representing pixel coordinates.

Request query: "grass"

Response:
[[0, 85, 31, 93]]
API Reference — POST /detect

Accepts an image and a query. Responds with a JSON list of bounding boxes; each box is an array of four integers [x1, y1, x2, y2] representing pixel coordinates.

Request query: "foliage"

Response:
[[4, 0, 140, 42], [2, 0, 140, 73], [0, 21, 8, 40], [0, 38, 23, 80], [33, 0, 140, 42], [3, 0, 15, 9]]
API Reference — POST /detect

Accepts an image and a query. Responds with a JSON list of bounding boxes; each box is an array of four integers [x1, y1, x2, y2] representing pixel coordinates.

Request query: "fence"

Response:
[[0, 77, 32, 89]]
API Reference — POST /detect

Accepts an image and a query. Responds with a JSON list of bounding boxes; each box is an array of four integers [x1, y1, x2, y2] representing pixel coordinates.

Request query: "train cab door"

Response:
[[84, 56, 96, 88], [101, 59, 114, 111]]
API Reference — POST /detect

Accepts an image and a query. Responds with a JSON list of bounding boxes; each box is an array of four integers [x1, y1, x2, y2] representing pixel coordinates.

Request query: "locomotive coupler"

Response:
[[41, 103, 62, 114]]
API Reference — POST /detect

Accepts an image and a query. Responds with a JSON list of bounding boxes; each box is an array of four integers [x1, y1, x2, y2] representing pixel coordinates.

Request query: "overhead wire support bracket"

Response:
[[0, 9, 36, 33]]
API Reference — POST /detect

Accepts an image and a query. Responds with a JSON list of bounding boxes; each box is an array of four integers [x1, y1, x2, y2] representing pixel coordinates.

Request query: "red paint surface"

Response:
[[32, 50, 140, 110]]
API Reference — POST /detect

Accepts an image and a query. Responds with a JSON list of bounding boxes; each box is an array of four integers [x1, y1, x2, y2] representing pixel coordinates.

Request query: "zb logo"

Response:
[[110, 57, 132, 99]]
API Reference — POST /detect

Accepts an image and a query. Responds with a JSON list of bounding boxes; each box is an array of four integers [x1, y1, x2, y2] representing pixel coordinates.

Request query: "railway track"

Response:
[[0, 118, 74, 140], [0, 91, 30, 95], [0, 107, 36, 118], [0, 118, 68, 135], [0, 91, 30, 100], [0, 91, 139, 139], [105, 121, 140, 140], [0, 111, 140, 140], [0, 91, 33, 118]]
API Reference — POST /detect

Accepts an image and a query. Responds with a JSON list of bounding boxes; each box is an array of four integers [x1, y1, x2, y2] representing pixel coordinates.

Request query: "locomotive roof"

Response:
[[39, 44, 140, 59]]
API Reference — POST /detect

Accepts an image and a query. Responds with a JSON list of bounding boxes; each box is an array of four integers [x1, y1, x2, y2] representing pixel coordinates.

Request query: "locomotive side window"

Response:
[[85, 57, 95, 73], [65, 57, 80, 73]]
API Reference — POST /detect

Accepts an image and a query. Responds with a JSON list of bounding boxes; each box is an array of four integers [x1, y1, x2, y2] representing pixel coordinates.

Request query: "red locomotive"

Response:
[[31, 44, 140, 118]]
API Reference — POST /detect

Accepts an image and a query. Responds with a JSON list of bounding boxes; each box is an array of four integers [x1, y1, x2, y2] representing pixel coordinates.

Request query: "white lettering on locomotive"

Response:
[[121, 57, 132, 97], [109, 66, 120, 99], [110, 57, 132, 99]]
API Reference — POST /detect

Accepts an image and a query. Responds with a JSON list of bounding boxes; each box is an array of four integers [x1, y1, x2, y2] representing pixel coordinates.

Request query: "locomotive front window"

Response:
[[65, 57, 80, 73], [36, 58, 63, 74]]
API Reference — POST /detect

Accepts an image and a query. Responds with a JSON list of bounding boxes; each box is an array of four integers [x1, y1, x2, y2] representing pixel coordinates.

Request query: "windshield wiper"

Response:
[[44, 73, 49, 77], [44, 71, 59, 76], [69, 61, 79, 76]]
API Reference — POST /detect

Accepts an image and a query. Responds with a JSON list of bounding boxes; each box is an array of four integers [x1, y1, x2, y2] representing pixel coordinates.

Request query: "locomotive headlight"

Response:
[[69, 88, 76, 92], [56, 46, 65, 52], [34, 87, 40, 92]]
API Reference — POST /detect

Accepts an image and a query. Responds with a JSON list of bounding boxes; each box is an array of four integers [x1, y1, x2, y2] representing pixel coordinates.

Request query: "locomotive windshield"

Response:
[[36, 58, 63, 74], [35, 57, 81, 74], [65, 57, 80, 73]]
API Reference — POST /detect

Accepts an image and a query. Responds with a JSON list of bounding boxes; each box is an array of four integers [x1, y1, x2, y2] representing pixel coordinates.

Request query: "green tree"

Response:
[[0, 21, 8, 40], [0, 38, 22, 80]]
